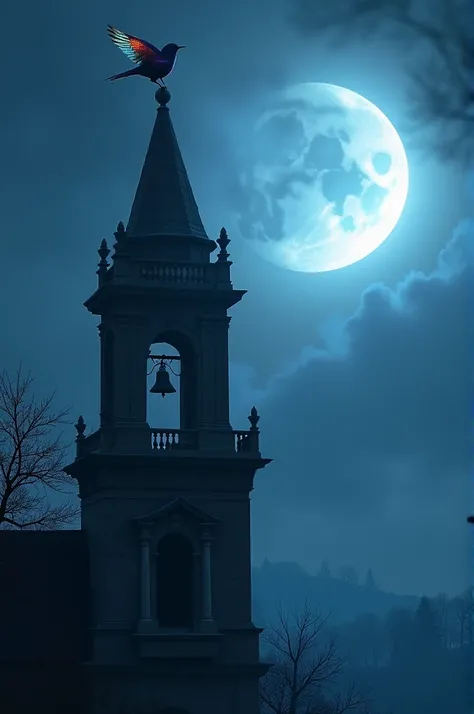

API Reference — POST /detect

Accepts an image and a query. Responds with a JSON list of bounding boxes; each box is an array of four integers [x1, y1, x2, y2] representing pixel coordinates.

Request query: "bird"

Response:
[[106, 25, 184, 87]]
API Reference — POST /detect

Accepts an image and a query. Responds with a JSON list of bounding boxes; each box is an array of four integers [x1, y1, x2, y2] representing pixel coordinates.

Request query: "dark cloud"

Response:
[[236, 222, 473, 596], [289, 0, 474, 163]]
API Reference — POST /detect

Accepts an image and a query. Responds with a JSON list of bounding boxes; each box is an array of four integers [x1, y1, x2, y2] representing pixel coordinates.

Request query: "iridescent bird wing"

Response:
[[107, 25, 161, 64]]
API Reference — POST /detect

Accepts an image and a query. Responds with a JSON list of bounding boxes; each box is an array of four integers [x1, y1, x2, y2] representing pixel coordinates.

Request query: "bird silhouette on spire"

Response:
[[106, 25, 184, 87]]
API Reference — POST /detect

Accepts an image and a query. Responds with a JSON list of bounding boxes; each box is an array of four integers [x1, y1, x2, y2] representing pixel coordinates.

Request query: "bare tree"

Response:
[[291, 0, 474, 162], [0, 367, 79, 529], [260, 603, 372, 714]]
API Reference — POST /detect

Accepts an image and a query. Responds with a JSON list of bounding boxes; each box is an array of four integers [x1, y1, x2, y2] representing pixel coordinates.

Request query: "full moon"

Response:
[[237, 83, 409, 272]]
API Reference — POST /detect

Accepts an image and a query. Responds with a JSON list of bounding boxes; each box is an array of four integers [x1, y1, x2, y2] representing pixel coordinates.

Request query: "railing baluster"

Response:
[[149, 428, 258, 453], [138, 262, 211, 286]]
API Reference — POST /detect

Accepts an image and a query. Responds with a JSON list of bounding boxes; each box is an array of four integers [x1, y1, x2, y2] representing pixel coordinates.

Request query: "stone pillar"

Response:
[[198, 316, 231, 427], [109, 317, 149, 425], [139, 533, 152, 623], [199, 530, 216, 632]]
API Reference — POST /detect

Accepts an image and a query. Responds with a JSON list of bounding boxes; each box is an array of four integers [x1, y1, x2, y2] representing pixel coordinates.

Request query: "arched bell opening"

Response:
[[147, 341, 181, 429], [146, 330, 198, 433], [156, 533, 194, 629]]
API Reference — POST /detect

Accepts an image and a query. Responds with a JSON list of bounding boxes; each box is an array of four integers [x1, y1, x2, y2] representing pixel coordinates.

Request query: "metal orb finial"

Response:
[[155, 87, 171, 106]]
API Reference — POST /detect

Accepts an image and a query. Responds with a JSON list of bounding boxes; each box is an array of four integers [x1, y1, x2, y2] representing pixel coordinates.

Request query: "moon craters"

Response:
[[372, 151, 392, 175]]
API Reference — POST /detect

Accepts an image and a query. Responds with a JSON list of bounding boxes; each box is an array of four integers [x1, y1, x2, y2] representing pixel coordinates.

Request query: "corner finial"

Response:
[[115, 221, 125, 240], [75, 415, 86, 440], [217, 227, 231, 262], [155, 87, 171, 107], [97, 238, 110, 267], [248, 406, 260, 431], [97, 239, 110, 285], [114, 221, 125, 249]]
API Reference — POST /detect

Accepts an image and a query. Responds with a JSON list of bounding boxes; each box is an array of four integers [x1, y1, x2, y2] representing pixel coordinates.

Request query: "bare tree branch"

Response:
[[0, 366, 79, 530], [261, 603, 373, 714]]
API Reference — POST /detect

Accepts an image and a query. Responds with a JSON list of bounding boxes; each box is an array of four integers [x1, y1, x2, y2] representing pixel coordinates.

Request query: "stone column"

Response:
[[139, 532, 152, 624], [198, 316, 231, 427], [199, 530, 216, 632]]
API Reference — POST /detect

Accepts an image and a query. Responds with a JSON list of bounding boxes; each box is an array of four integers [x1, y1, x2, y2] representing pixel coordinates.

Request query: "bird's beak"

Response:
[[178, 45, 185, 49]]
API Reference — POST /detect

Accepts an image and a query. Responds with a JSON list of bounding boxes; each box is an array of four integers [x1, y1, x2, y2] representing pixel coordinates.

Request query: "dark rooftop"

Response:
[[0, 529, 90, 662]]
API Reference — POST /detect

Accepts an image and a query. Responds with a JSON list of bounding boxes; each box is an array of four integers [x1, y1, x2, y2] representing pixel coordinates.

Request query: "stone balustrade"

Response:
[[75, 409, 261, 458]]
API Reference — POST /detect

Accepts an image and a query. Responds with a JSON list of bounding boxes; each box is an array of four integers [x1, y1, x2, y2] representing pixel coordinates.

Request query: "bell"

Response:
[[150, 364, 177, 398]]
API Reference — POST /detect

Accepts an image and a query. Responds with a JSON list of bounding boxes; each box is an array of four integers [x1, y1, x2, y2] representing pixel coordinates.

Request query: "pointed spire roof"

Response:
[[126, 88, 210, 241]]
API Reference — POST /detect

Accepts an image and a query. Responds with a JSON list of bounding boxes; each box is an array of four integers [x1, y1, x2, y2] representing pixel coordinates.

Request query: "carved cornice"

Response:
[[134, 496, 221, 532]]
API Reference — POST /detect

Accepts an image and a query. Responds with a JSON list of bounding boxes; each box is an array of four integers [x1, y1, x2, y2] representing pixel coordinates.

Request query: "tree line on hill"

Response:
[[260, 590, 473, 713]]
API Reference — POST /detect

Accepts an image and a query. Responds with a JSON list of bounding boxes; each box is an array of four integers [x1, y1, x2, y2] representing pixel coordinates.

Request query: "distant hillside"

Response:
[[252, 560, 419, 626]]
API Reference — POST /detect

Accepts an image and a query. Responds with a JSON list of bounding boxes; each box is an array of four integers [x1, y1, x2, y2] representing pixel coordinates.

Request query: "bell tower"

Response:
[[65, 88, 270, 714]]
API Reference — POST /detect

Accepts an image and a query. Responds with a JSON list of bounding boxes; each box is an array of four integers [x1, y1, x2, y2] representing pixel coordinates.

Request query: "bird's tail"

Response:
[[106, 67, 140, 81]]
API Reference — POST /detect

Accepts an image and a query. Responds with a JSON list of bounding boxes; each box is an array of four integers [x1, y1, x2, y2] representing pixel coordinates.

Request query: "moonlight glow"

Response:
[[238, 83, 409, 272]]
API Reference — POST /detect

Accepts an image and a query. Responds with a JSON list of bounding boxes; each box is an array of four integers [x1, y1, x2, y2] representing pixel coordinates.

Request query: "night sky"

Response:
[[1, 0, 471, 596]]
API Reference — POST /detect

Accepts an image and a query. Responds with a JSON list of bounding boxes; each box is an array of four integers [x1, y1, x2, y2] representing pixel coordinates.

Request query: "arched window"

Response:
[[156, 533, 194, 628]]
